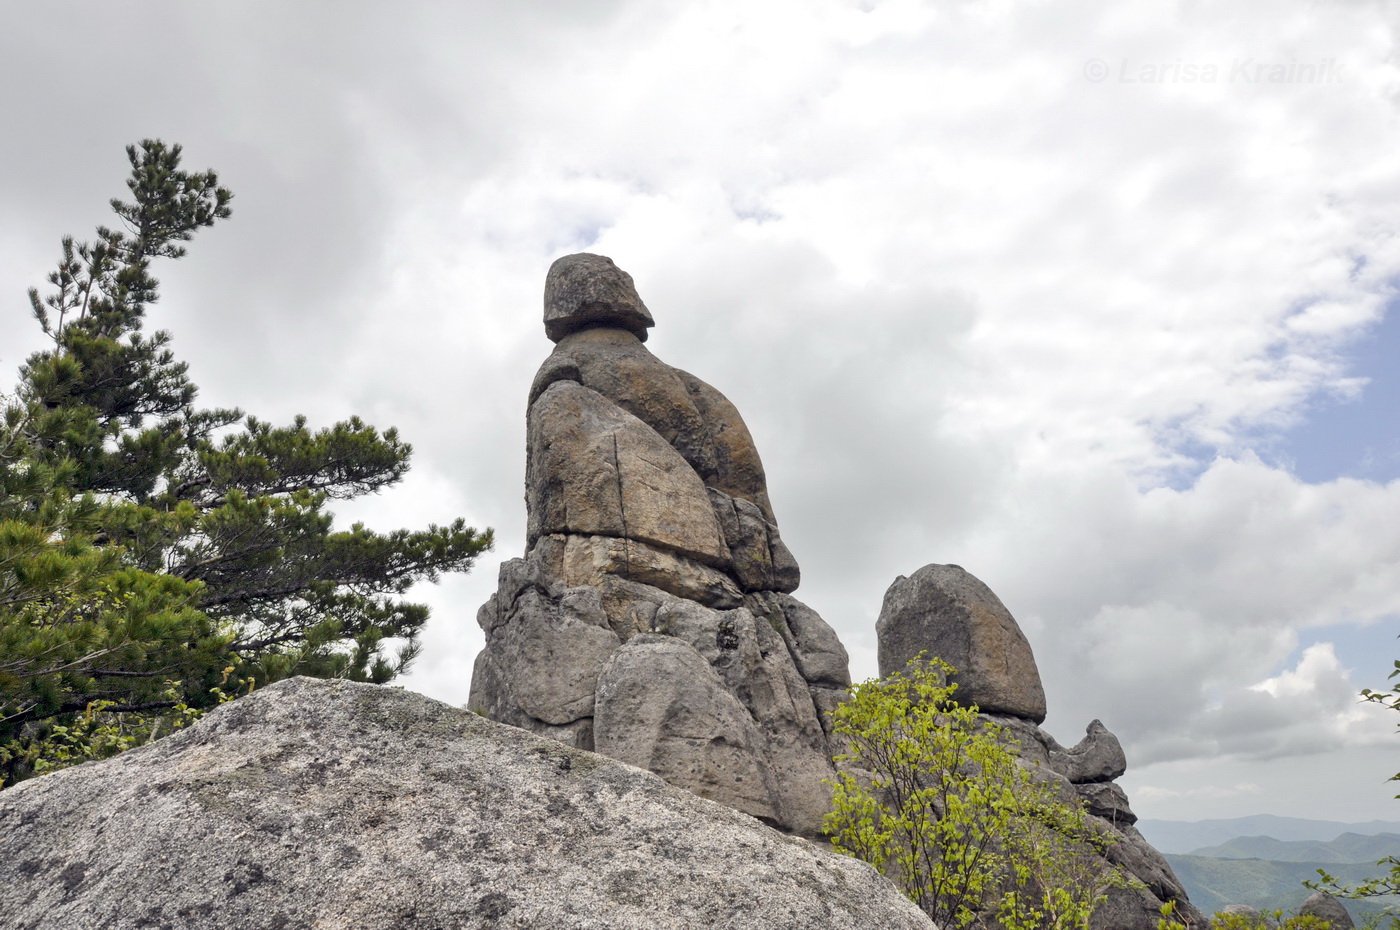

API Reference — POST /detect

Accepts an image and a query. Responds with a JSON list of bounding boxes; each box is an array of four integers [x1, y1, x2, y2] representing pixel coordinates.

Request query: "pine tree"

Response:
[[1, 140, 492, 785]]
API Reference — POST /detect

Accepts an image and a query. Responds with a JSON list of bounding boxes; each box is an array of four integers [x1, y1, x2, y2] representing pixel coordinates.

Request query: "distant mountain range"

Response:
[[1187, 832, 1400, 864], [1138, 817, 1400, 922], [1165, 854, 1390, 918], [1137, 815, 1400, 855]]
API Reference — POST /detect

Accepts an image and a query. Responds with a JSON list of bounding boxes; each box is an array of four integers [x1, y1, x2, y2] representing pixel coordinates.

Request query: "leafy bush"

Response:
[[0, 669, 248, 788], [824, 654, 1129, 929]]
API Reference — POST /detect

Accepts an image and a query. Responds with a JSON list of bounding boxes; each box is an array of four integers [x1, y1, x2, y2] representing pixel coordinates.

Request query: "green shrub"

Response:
[[824, 654, 1128, 929]]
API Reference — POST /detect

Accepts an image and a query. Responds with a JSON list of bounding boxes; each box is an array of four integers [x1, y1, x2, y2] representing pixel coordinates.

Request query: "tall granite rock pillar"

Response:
[[470, 253, 849, 838]]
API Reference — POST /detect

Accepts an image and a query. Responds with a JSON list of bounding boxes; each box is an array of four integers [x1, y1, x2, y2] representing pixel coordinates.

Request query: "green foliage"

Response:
[[0, 669, 247, 788], [1305, 650, 1400, 929], [1158, 901, 1334, 929], [1, 140, 492, 787], [824, 654, 1129, 929], [0, 397, 229, 780]]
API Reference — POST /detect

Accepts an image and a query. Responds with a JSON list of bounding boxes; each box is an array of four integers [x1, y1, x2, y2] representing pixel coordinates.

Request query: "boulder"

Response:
[[531, 327, 717, 479], [874, 563, 1196, 926], [1050, 719, 1127, 784], [983, 712, 1056, 766], [543, 252, 654, 343], [468, 648, 594, 749], [876, 564, 1047, 722], [748, 591, 852, 691], [653, 600, 837, 837], [592, 575, 671, 640], [675, 367, 777, 520], [594, 634, 781, 826], [0, 678, 934, 930], [1298, 892, 1355, 929], [526, 379, 729, 566], [466, 556, 619, 729], [709, 488, 800, 593], [1106, 824, 1196, 911], [1090, 884, 1190, 930], [528, 329, 794, 591], [1075, 781, 1137, 826]]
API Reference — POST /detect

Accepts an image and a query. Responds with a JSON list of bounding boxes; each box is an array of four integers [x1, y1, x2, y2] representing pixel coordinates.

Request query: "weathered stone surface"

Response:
[[593, 575, 669, 640], [709, 489, 800, 593], [1299, 891, 1355, 929], [1076, 781, 1137, 826], [594, 634, 780, 826], [543, 252, 654, 343], [482, 254, 849, 841], [0, 678, 935, 930], [475, 552, 566, 635], [966, 711, 1188, 926], [477, 584, 618, 726], [529, 330, 797, 595], [532, 327, 718, 479], [709, 487, 770, 589], [1050, 719, 1127, 784], [1090, 885, 1188, 930], [809, 687, 848, 738], [750, 592, 852, 690], [1218, 905, 1266, 920], [559, 533, 742, 609], [654, 600, 836, 838], [675, 367, 776, 520], [876, 563, 1047, 723], [1106, 824, 1198, 917], [467, 554, 618, 730], [526, 380, 729, 566], [468, 649, 594, 749], [769, 534, 801, 592], [475, 540, 844, 837], [983, 712, 1057, 768]]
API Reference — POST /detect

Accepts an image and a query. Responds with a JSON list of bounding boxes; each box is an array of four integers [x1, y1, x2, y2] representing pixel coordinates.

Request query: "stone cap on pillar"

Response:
[[543, 253, 654, 343]]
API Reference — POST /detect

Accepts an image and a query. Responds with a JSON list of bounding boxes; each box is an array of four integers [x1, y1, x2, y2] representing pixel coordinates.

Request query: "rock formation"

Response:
[[877, 563, 1204, 929], [878, 563, 1047, 721], [469, 253, 848, 838], [0, 254, 1208, 930], [1299, 891, 1356, 929], [468, 253, 1198, 928], [0, 678, 934, 930]]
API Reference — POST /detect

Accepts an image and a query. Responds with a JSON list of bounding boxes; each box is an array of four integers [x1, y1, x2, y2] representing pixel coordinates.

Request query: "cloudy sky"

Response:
[[3, 0, 1397, 824]]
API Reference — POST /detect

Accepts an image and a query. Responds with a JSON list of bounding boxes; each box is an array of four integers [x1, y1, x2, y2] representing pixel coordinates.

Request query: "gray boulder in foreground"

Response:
[[0, 677, 934, 930]]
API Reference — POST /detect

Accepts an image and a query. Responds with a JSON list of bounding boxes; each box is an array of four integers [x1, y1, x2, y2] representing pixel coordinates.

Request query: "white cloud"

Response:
[[1135, 782, 1263, 804]]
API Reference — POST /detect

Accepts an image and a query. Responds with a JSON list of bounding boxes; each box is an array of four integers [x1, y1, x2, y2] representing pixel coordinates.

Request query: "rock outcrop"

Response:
[[467, 254, 1196, 929], [470, 253, 848, 838], [876, 563, 1203, 929], [1299, 891, 1356, 929], [0, 678, 934, 930], [877, 563, 1047, 721]]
